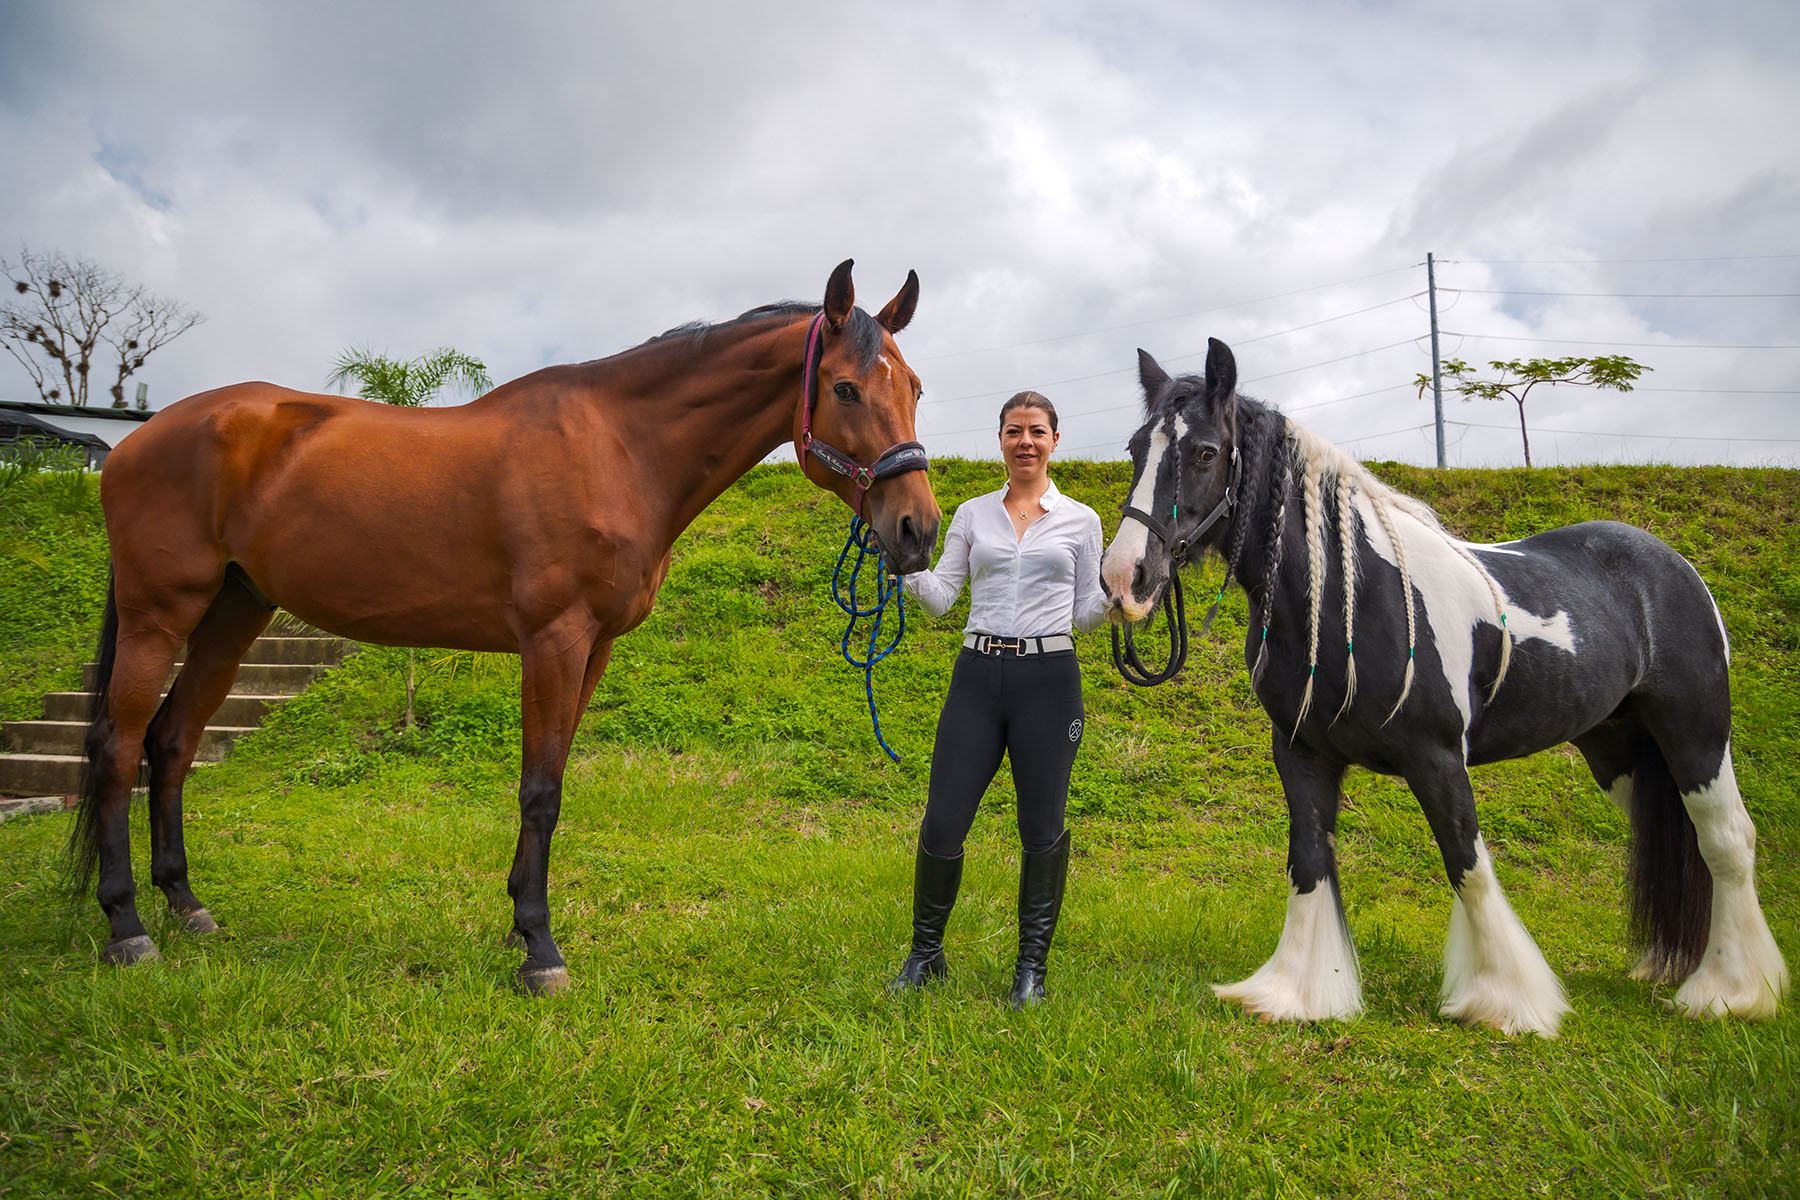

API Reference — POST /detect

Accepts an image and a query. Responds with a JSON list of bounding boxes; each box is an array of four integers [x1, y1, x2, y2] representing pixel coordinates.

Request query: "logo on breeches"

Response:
[[1068, 718, 1083, 744]]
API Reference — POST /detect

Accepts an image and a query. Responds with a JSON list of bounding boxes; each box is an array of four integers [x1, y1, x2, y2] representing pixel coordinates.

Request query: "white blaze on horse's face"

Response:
[[1101, 417, 1175, 621]]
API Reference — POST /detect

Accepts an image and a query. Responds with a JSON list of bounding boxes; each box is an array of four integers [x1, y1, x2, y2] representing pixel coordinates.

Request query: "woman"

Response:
[[891, 391, 1109, 1007]]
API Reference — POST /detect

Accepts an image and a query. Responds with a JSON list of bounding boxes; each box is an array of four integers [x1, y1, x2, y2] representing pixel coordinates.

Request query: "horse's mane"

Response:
[[1231, 396, 1513, 725], [623, 300, 887, 369]]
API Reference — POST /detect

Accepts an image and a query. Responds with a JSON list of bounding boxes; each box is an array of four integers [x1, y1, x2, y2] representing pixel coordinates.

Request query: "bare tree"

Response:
[[1, 246, 203, 407]]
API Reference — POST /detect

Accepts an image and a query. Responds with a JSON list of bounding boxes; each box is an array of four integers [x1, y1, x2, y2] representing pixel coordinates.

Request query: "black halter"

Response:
[[1111, 445, 1240, 687], [798, 311, 928, 518]]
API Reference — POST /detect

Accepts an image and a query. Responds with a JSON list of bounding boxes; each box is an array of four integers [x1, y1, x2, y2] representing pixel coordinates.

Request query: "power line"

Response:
[[913, 264, 1418, 362], [1443, 288, 1800, 299], [1634, 387, 1800, 395], [1445, 420, 1800, 445], [1240, 336, 1426, 382], [1283, 383, 1413, 414], [1440, 330, 1800, 350], [1438, 253, 1800, 265], [921, 325, 1424, 411]]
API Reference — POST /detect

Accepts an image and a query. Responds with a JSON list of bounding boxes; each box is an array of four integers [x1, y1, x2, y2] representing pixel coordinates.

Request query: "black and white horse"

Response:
[[1099, 338, 1788, 1036]]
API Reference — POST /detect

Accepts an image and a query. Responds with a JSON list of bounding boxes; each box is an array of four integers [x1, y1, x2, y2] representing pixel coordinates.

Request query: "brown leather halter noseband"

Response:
[[798, 311, 929, 518]]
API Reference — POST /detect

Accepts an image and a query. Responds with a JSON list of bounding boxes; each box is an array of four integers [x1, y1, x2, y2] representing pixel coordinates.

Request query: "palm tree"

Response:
[[326, 346, 496, 729], [326, 346, 493, 407]]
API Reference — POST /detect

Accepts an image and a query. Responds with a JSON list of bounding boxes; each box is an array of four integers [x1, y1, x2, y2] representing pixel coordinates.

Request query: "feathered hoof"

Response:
[[102, 934, 162, 966], [519, 963, 571, 997], [1212, 978, 1362, 1024], [1439, 988, 1568, 1038], [178, 907, 219, 935], [1666, 970, 1787, 1022]]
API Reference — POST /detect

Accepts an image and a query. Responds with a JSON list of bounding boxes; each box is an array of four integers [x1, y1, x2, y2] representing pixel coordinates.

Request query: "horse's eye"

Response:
[[1199, 447, 1218, 464], [834, 382, 858, 403]]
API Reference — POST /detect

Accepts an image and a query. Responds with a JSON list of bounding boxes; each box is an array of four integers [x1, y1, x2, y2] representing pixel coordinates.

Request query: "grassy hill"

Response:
[[0, 458, 1796, 1198]]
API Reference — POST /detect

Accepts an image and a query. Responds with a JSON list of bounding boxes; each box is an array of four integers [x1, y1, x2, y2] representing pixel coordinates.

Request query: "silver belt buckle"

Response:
[[988, 637, 1022, 655]]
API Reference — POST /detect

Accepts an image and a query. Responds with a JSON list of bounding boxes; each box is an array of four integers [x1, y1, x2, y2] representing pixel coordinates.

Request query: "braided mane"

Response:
[[1246, 414, 1514, 724]]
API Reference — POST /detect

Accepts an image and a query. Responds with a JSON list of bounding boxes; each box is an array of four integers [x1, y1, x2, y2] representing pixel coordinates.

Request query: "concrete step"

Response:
[[0, 753, 86, 797], [238, 636, 352, 665], [39, 691, 285, 725], [3, 719, 255, 761], [1, 632, 349, 798], [81, 660, 329, 695]]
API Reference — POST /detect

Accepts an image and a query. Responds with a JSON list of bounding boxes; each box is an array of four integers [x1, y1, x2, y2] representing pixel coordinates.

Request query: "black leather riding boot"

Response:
[[888, 843, 964, 991], [1009, 829, 1070, 1009]]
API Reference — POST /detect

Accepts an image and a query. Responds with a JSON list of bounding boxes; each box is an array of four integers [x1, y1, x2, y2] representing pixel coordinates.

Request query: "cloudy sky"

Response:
[[2, 0, 1796, 467]]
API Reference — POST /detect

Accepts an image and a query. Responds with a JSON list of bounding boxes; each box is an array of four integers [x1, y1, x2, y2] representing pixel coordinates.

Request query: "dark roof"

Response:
[[0, 408, 111, 453]]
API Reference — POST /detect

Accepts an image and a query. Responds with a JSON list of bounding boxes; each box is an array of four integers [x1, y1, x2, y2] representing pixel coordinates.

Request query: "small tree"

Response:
[[326, 346, 493, 408], [326, 345, 495, 730], [1416, 355, 1649, 467], [1, 246, 203, 407]]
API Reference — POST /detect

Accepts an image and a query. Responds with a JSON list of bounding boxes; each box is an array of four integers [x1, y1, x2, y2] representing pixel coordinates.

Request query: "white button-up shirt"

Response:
[[903, 478, 1110, 637]]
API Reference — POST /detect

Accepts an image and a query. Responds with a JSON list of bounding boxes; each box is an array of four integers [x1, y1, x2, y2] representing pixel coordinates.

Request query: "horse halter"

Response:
[[1111, 440, 1241, 688], [1119, 442, 1241, 565], [799, 311, 929, 519]]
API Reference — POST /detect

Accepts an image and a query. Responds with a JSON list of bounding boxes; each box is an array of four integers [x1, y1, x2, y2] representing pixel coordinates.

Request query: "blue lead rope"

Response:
[[831, 516, 907, 763]]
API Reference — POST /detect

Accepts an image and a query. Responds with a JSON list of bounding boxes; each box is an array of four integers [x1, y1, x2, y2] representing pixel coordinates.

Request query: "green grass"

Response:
[[1, 460, 1796, 1198]]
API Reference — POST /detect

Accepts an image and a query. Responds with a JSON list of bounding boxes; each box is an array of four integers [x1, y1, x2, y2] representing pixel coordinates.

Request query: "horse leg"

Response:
[[144, 575, 274, 933], [1638, 718, 1789, 1020], [81, 590, 217, 964], [1406, 754, 1568, 1036], [506, 628, 607, 996], [1214, 739, 1361, 1021]]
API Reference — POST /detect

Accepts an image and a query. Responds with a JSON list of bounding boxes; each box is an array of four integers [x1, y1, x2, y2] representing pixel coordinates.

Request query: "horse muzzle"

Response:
[[1100, 536, 1165, 623]]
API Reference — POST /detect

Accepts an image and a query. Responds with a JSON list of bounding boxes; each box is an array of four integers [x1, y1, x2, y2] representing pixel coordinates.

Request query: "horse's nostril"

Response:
[[1132, 562, 1147, 597]]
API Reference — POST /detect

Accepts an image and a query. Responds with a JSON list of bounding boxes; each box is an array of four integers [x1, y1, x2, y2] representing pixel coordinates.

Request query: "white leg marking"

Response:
[[1439, 838, 1569, 1037], [1213, 882, 1363, 1022], [1672, 751, 1789, 1020]]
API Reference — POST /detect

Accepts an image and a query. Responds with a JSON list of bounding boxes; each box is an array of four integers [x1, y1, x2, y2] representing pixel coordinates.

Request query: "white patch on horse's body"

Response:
[[1101, 422, 1172, 616], [875, 354, 894, 381], [1493, 601, 1575, 654], [1439, 837, 1569, 1036], [1355, 498, 1576, 747], [1212, 882, 1363, 1022], [1670, 750, 1790, 1019]]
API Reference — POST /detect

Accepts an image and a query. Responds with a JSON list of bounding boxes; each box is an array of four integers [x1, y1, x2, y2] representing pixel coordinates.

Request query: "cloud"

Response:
[[0, 0, 1794, 467]]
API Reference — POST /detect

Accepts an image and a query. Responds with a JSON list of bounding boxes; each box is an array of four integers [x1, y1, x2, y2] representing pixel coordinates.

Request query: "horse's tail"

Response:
[[1627, 737, 1712, 983], [67, 569, 119, 899]]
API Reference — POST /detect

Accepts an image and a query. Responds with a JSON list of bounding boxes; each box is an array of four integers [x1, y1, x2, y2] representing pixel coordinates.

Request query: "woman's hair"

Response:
[[998, 390, 1058, 433]]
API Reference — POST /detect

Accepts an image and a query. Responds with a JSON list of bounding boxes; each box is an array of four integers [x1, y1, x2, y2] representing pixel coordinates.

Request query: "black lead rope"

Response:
[[1109, 449, 1240, 688], [1111, 567, 1189, 686]]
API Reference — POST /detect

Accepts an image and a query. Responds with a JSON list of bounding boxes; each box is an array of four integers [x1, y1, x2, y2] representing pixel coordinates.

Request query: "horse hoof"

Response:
[[179, 908, 219, 935], [520, 964, 571, 997], [102, 935, 162, 966]]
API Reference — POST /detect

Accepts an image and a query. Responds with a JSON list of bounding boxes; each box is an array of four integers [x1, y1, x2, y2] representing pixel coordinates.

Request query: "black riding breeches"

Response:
[[919, 648, 1085, 857]]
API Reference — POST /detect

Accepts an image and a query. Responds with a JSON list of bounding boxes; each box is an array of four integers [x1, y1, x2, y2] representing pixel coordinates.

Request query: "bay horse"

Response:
[[71, 260, 940, 995], [1099, 338, 1788, 1035]]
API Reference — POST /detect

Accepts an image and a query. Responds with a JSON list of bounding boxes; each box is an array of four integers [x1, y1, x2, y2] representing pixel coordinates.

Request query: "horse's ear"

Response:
[[1138, 348, 1172, 411], [1204, 338, 1237, 402], [823, 259, 856, 330], [874, 270, 920, 334]]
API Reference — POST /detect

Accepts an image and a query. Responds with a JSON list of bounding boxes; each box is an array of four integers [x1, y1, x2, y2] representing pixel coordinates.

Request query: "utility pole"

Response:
[[1428, 252, 1445, 468]]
